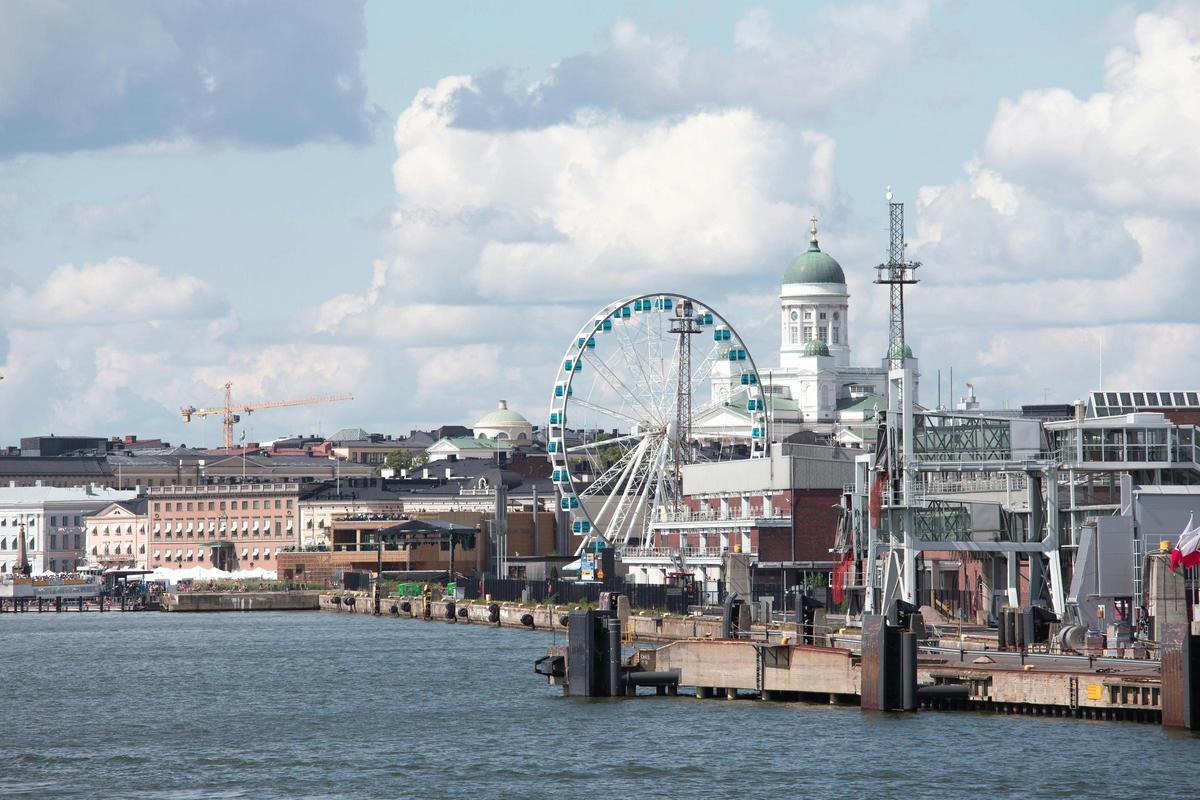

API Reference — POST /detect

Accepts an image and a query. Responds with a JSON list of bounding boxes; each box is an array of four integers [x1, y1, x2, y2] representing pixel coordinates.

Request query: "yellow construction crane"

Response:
[[180, 381, 353, 449]]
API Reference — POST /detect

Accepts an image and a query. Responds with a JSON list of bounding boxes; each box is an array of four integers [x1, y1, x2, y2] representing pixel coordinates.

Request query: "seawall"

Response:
[[319, 591, 725, 641], [163, 591, 320, 612]]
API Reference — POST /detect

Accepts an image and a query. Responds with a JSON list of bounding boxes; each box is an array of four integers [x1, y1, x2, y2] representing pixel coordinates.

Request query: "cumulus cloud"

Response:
[[2, 258, 225, 327], [311, 74, 853, 422], [447, 2, 934, 128], [0, 259, 371, 442], [0, 0, 373, 158], [909, 7, 1200, 407], [982, 10, 1200, 212]]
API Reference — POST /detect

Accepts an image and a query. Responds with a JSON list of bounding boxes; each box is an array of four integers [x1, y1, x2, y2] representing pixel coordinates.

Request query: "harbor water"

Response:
[[3, 611, 1197, 799]]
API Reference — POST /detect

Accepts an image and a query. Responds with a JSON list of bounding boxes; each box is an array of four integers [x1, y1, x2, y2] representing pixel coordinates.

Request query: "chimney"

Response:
[[445, 467, 453, 480], [1074, 400, 1086, 422]]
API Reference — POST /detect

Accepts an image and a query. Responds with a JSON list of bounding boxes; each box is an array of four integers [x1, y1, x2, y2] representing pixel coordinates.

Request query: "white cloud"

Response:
[[908, 7, 1200, 408], [0, 0, 373, 158], [0, 259, 372, 442], [447, 2, 934, 128], [983, 10, 1200, 212], [2, 258, 224, 327]]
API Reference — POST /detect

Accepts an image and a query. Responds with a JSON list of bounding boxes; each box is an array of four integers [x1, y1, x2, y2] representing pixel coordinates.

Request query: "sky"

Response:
[[0, 0, 1197, 446]]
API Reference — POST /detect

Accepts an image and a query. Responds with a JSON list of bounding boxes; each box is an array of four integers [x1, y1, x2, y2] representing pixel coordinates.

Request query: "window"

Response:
[[74, 534, 81, 549], [274, 499, 281, 509], [241, 501, 248, 510], [50, 516, 58, 526], [803, 327, 813, 342], [833, 311, 840, 321], [286, 500, 293, 510], [252, 500, 259, 510], [186, 502, 193, 511], [1133, 393, 1146, 405], [50, 534, 57, 550], [819, 312, 827, 320], [789, 327, 798, 345], [1175, 392, 1186, 406], [219, 501, 226, 511], [832, 326, 840, 344], [818, 326, 828, 342]]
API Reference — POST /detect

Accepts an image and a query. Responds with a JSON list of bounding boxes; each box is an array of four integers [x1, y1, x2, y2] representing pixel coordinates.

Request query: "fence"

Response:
[[465, 577, 699, 614]]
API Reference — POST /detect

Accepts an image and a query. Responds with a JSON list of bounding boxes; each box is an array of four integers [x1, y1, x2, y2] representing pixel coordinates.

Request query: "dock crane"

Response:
[[180, 381, 353, 449]]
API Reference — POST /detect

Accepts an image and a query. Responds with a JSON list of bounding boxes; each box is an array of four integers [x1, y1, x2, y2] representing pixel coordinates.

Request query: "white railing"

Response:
[[622, 546, 730, 560], [655, 507, 788, 523]]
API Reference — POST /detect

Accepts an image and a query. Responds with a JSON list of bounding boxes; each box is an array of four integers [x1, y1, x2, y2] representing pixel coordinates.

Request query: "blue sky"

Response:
[[0, 0, 1195, 445]]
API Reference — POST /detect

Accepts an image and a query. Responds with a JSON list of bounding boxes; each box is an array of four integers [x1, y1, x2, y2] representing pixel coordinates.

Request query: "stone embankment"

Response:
[[319, 591, 725, 641], [163, 591, 320, 612]]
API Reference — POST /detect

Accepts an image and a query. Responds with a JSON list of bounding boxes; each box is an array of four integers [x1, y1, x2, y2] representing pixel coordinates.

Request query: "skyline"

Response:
[[1, 0, 1197, 445]]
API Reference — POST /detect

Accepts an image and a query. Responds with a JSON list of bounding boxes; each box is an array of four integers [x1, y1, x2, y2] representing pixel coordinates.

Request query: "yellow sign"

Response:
[[1086, 683, 1102, 700]]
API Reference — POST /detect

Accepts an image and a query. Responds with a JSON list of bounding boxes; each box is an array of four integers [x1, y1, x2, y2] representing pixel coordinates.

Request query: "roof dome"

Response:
[[783, 217, 845, 285], [474, 400, 529, 428], [887, 342, 914, 360], [803, 339, 831, 357]]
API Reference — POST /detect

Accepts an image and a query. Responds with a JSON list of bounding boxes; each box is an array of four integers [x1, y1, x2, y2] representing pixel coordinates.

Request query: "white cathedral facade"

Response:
[[699, 218, 917, 442]]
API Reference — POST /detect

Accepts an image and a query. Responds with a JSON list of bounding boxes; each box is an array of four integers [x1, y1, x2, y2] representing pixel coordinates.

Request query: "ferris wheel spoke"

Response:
[[613, 317, 660, 411], [580, 442, 642, 498], [566, 432, 644, 453], [592, 435, 653, 538], [568, 397, 641, 428], [582, 350, 660, 423], [691, 338, 727, 387]]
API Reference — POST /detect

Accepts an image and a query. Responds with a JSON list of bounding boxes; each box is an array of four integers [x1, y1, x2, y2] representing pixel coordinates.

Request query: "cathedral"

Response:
[[700, 217, 917, 443]]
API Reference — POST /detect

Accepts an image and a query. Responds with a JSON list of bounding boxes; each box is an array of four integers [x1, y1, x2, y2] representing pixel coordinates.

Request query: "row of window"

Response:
[[152, 498, 293, 513], [0, 534, 82, 551], [787, 326, 842, 346], [1094, 391, 1199, 409]]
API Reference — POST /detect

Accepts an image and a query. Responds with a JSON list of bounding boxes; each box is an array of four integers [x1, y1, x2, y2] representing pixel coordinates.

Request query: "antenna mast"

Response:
[[875, 188, 920, 370]]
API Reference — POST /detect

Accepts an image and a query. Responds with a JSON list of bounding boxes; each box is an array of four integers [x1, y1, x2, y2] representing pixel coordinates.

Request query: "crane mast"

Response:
[[180, 381, 353, 449]]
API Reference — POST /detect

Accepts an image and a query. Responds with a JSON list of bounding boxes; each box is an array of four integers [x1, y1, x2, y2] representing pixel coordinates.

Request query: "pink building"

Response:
[[147, 482, 302, 572]]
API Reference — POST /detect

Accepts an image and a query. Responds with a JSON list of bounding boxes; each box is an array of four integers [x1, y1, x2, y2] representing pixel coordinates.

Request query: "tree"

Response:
[[380, 449, 426, 474]]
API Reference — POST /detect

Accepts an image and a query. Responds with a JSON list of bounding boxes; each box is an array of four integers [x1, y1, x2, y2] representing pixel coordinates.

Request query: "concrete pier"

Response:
[[162, 591, 319, 612]]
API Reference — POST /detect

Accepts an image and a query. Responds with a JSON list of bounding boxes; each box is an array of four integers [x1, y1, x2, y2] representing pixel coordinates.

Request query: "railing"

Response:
[[149, 482, 298, 496], [622, 546, 729, 560], [655, 507, 788, 523]]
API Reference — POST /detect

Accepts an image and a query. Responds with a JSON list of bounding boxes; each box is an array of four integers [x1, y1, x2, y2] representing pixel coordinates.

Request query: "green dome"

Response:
[[887, 342, 914, 360], [803, 339, 831, 357], [784, 220, 845, 284], [475, 400, 530, 428]]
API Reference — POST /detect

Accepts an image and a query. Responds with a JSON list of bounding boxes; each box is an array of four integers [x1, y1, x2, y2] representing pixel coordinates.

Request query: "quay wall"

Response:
[[318, 592, 724, 640], [163, 591, 320, 612]]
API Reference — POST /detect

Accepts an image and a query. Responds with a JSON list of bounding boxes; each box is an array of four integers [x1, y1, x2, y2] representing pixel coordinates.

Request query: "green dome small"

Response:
[[475, 400, 530, 428], [887, 342, 914, 360], [783, 219, 845, 285], [804, 339, 831, 357]]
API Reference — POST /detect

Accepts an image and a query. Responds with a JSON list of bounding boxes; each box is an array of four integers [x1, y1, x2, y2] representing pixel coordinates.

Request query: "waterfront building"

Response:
[[84, 499, 148, 570], [147, 481, 303, 572], [623, 442, 860, 587], [0, 484, 138, 573]]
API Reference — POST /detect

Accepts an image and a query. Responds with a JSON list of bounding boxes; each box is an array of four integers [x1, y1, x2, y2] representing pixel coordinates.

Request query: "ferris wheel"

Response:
[[546, 293, 769, 554]]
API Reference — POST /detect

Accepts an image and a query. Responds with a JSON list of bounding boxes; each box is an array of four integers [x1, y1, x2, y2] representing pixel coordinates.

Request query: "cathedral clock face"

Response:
[[790, 310, 798, 321]]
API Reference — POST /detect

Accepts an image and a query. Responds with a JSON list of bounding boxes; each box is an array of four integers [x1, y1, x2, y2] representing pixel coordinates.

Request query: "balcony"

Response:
[[622, 546, 731, 561], [656, 506, 789, 524]]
